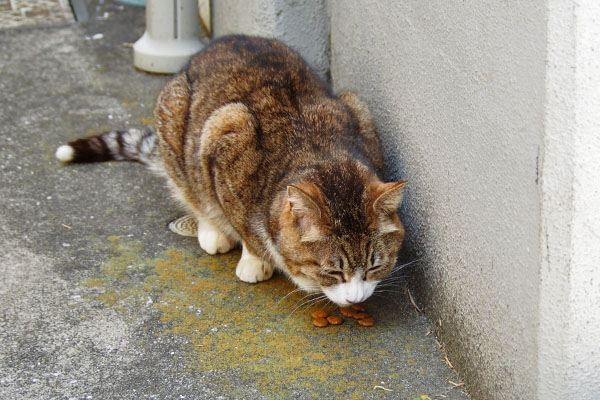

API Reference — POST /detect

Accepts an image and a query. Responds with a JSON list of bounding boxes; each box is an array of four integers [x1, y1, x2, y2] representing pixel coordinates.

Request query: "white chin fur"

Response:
[[322, 275, 377, 306], [55, 145, 75, 162]]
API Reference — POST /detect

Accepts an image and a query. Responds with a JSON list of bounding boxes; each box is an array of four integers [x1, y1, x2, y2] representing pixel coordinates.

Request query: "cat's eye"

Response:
[[369, 251, 377, 267], [369, 251, 381, 272], [322, 259, 345, 280], [324, 269, 345, 282], [368, 264, 382, 272], [365, 263, 382, 281]]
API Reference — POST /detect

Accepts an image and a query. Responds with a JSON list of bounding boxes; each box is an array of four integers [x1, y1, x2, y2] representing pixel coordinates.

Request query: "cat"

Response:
[[56, 35, 407, 307]]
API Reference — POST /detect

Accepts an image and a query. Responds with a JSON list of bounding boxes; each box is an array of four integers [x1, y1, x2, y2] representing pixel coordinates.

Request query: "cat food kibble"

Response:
[[340, 307, 356, 317], [310, 304, 374, 328], [311, 309, 329, 319], [352, 312, 370, 320], [343, 304, 376, 327]]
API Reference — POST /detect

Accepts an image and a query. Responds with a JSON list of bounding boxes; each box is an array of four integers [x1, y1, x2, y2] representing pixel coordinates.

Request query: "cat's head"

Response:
[[279, 168, 406, 307]]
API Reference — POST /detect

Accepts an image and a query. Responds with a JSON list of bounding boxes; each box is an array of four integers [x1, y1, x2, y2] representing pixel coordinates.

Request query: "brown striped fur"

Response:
[[153, 35, 407, 305], [58, 35, 407, 306]]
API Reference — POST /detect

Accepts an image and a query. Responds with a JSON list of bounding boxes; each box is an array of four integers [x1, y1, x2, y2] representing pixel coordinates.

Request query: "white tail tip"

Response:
[[55, 145, 75, 162]]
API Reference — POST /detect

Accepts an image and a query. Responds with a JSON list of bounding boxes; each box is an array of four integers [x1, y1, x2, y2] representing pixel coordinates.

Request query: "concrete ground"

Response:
[[0, 1, 469, 399]]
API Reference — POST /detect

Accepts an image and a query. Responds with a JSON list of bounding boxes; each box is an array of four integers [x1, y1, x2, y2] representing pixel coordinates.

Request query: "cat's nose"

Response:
[[345, 295, 364, 304], [345, 285, 365, 304]]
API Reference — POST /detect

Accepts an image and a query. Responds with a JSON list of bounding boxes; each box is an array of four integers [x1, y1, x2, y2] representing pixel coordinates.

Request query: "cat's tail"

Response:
[[55, 127, 159, 167]]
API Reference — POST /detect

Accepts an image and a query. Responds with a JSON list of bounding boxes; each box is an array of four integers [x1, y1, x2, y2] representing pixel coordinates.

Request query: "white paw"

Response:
[[198, 229, 233, 255], [235, 258, 274, 283]]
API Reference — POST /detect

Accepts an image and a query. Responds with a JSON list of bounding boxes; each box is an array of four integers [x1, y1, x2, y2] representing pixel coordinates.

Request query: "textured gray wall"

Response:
[[212, 0, 330, 80], [329, 1, 545, 399]]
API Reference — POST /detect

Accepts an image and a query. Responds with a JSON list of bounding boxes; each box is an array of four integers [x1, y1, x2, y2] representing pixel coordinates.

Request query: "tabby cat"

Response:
[[56, 35, 407, 306]]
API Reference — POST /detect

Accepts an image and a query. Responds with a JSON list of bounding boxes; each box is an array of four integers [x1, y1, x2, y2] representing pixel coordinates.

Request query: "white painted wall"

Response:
[[538, 0, 600, 398], [210, 1, 600, 398]]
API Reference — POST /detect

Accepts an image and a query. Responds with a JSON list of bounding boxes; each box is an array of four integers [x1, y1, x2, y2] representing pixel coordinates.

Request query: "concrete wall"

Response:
[[212, 0, 330, 80], [538, 0, 600, 397], [330, 2, 544, 398], [328, 1, 600, 398], [211, 1, 600, 398]]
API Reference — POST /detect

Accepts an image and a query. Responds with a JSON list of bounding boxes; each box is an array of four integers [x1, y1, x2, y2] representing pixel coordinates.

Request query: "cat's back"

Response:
[[189, 35, 325, 87], [183, 36, 332, 124], [154, 35, 385, 240]]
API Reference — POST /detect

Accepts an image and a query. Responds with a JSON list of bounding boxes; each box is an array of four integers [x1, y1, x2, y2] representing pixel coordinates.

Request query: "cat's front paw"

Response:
[[236, 258, 274, 283], [198, 229, 234, 255]]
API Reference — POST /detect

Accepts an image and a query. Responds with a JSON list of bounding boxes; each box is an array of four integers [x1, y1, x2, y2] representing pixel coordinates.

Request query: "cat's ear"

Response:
[[369, 181, 407, 234], [286, 183, 330, 242]]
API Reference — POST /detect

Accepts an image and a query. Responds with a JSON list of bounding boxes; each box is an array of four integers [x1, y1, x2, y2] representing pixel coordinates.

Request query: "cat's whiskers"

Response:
[[373, 289, 404, 295], [276, 286, 316, 305], [374, 273, 412, 293], [390, 258, 421, 274], [373, 260, 419, 290], [292, 291, 325, 309], [375, 279, 407, 292], [288, 293, 329, 316], [372, 271, 413, 301], [306, 296, 332, 310], [276, 284, 321, 307], [376, 278, 408, 288], [379, 273, 409, 283], [286, 288, 322, 306], [370, 292, 403, 306], [374, 286, 402, 294]]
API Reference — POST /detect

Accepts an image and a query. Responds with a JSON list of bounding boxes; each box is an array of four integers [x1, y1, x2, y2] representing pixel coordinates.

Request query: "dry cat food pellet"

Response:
[[310, 305, 374, 327], [340, 307, 356, 317], [340, 304, 376, 327], [312, 317, 329, 327], [352, 312, 370, 320], [311, 309, 329, 319]]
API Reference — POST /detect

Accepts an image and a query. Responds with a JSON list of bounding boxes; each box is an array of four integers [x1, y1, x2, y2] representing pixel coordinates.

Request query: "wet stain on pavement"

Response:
[[84, 236, 456, 399]]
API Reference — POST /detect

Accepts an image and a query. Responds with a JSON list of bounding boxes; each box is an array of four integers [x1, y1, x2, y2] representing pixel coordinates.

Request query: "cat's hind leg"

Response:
[[196, 216, 237, 255], [236, 242, 274, 283]]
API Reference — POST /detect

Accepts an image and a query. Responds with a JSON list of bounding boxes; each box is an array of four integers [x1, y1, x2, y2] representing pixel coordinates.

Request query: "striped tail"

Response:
[[56, 128, 159, 166]]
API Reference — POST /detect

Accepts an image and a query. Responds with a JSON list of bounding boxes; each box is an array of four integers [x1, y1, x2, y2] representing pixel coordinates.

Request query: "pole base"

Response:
[[133, 32, 203, 73]]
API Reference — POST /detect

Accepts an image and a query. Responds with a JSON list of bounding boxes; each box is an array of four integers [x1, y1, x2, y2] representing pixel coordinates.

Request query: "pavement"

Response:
[[0, 0, 74, 29], [0, 1, 470, 399]]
